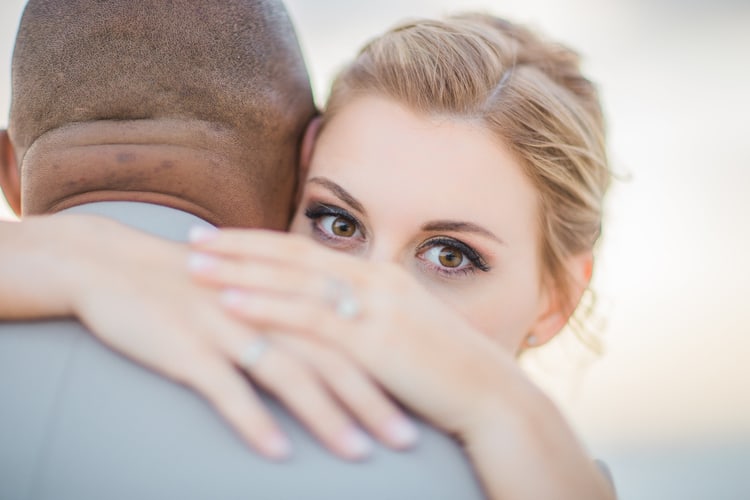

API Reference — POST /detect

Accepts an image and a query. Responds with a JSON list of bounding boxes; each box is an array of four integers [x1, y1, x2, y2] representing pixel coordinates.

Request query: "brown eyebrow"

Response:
[[307, 176, 367, 215], [421, 220, 504, 244], [307, 176, 502, 244]]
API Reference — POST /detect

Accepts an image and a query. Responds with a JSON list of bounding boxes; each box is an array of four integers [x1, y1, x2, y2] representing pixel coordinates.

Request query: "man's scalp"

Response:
[[10, 0, 314, 152]]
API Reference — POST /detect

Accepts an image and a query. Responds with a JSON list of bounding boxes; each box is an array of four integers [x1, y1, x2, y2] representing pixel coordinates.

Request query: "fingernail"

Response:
[[220, 289, 246, 308], [188, 253, 218, 272], [188, 225, 218, 243], [384, 417, 419, 448], [341, 427, 373, 459], [263, 431, 292, 461]]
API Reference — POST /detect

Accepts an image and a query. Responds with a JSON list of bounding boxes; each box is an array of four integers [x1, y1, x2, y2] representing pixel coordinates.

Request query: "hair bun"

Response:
[[453, 13, 603, 126]]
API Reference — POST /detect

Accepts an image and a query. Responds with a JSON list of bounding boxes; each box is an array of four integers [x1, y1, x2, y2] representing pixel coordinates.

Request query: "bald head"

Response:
[[4, 0, 316, 226]]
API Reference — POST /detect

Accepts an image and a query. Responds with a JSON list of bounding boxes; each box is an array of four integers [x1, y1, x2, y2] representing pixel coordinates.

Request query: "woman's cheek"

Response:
[[463, 284, 541, 353]]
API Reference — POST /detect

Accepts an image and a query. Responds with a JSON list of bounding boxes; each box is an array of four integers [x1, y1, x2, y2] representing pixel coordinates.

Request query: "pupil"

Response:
[[439, 247, 462, 268], [333, 217, 355, 237]]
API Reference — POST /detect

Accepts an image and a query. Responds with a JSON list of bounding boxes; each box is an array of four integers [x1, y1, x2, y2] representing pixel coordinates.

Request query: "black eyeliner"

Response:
[[419, 237, 491, 272], [304, 202, 367, 238]]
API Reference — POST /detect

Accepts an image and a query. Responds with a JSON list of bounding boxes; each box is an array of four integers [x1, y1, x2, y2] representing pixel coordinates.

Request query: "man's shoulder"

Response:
[[60, 201, 214, 242], [0, 320, 89, 499], [0, 320, 484, 500]]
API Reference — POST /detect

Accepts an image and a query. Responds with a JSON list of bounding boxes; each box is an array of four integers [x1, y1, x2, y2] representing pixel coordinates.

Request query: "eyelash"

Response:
[[303, 202, 491, 278], [416, 237, 490, 277], [304, 203, 365, 245]]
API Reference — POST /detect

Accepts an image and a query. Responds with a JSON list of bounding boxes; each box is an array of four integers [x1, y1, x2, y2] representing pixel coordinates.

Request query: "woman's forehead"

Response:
[[311, 96, 539, 239]]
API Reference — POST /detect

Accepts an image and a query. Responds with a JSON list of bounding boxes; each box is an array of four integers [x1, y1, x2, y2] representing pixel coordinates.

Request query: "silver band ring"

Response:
[[336, 295, 361, 320], [239, 336, 270, 370], [324, 278, 362, 320]]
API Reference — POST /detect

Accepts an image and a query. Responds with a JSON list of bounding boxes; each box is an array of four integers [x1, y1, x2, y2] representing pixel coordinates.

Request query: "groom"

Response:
[[0, 1, 483, 498]]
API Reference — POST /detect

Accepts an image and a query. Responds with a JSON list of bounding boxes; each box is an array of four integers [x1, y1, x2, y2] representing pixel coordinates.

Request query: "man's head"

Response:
[[0, 0, 316, 227]]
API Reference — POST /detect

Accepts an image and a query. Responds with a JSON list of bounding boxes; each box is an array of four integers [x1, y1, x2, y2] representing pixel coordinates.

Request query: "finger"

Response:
[[188, 253, 332, 300], [219, 289, 343, 340], [234, 337, 375, 461], [201, 307, 375, 461], [181, 351, 292, 461], [189, 229, 363, 277], [274, 336, 419, 450]]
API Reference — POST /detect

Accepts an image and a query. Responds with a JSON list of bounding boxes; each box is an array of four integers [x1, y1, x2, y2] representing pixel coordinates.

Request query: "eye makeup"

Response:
[[303, 199, 492, 279], [416, 236, 491, 277], [304, 202, 366, 248]]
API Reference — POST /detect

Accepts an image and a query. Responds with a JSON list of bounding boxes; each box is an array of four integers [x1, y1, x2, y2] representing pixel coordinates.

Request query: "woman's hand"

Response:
[[188, 228, 530, 437], [0, 216, 416, 461], [190, 228, 616, 499]]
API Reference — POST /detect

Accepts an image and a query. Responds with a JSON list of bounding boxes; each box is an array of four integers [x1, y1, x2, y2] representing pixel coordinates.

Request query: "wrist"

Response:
[[461, 368, 551, 451], [29, 214, 116, 318], [462, 383, 614, 500], [52, 215, 109, 316], [452, 344, 544, 441], [0, 215, 93, 318]]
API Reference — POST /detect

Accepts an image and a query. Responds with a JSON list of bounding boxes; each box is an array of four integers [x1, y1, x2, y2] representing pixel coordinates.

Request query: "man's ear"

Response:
[[0, 130, 21, 216], [295, 116, 323, 206], [526, 251, 594, 348]]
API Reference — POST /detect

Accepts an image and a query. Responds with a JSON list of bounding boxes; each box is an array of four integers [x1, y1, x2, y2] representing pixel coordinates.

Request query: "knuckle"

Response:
[[222, 230, 245, 250], [315, 351, 387, 410], [168, 345, 215, 386], [315, 349, 353, 381], [234, 261, 257, 282], [189, 358, 236, 401], [299, 303, 326, 331], [259, 350, 309, 387], [311, 275, 331, 296], [216, 391, 249, 423], [351, 269, 375, 294]]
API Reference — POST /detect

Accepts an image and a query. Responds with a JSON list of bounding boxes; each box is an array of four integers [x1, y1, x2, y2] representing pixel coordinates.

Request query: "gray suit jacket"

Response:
[[0, 202, 484, 500]]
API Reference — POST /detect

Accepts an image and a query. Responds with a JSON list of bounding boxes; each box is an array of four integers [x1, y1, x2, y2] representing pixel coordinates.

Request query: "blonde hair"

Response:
[[324, 14, 610, 338]]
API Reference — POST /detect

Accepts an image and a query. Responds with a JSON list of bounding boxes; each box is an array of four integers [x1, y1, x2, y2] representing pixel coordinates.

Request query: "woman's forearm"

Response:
[[0, 216, 91, 319], [464, 389, 615, 500]]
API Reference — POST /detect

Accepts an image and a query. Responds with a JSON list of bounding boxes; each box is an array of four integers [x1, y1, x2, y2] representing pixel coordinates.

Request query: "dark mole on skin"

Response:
[[157, 160, 174, 172], [64, 176, 86, 189], [116, 152, 136, 163]]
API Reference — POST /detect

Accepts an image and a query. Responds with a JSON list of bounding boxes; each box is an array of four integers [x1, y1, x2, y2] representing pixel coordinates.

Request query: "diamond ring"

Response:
[[239, 336, 270, 371], [336, 294, 361, 320], [324, 278, 362, 320]]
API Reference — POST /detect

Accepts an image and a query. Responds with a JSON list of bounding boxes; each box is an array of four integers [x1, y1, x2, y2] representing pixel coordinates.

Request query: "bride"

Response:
[[1, 13, 613, 499]]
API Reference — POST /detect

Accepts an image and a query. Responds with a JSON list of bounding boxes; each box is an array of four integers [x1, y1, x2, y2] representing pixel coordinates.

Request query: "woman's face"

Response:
[[290, 96, 555, 353]]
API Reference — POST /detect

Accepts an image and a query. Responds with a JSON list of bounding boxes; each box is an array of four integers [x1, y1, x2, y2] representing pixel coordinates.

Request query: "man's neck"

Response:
[[19, 119, 276, 228]]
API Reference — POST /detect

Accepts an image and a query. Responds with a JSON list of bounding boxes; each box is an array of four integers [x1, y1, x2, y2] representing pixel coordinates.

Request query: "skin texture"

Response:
[[10, 119, 289, 228], [0, 1, 610, 494], [0, 215, 415, 461], [1, 0, 316, 227], [0, 95, 608, 498], [0, 0, 410, 465], [292, 96, 583, 350], [182, 96, 607, 498], [189, 228, 611, 499]]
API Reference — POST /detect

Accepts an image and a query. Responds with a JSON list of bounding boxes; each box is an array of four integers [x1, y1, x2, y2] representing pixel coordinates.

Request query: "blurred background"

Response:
[[1, 0, 748, 497]]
